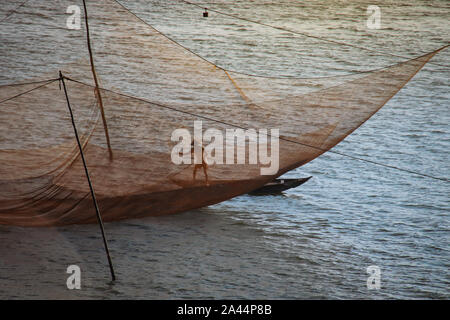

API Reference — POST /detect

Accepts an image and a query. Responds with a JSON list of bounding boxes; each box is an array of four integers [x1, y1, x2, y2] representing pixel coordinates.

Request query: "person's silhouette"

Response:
[[191, 139, 209, 186]]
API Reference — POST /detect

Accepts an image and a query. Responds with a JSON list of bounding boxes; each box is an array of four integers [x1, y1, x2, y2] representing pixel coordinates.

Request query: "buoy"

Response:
[[203, 8, 208, 17]]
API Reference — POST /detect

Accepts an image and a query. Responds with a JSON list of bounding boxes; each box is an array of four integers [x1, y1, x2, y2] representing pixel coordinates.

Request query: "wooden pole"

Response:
[[82, 0, 113, 160], [60, 71, 116, 281]]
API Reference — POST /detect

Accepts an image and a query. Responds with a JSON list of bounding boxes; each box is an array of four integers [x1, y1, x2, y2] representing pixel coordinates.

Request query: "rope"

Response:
[[112, 0, 426, 80], [63, 76, 449, 183], [0, 79, 59, 105], [179, 0, 450, 69], [0, 78, 60, 88], [224, 70, 252, 104], [0, 0, 31, 24]]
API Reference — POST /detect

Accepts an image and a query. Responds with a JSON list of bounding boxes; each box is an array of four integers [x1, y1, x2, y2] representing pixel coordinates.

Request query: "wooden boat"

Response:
[[248, 177, 312, 195]]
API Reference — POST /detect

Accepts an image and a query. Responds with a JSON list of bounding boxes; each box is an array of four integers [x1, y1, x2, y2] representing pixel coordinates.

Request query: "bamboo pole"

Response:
[[82, 0, 113, 159], [60, 71, 116, 281]]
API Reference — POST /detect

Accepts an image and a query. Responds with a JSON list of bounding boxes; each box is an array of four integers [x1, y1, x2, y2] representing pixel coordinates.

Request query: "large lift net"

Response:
[[0, 0, 444, 226]]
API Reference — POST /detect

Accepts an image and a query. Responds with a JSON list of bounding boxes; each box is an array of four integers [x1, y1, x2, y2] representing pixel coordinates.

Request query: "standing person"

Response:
[[191, 139, 209, 186]]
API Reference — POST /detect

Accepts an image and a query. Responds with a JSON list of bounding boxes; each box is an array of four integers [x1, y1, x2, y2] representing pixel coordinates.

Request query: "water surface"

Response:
[[0, 0, 448, 299]]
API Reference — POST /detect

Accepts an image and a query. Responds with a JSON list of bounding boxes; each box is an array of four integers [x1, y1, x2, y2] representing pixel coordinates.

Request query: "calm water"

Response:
[[0, 0, 449, 299]]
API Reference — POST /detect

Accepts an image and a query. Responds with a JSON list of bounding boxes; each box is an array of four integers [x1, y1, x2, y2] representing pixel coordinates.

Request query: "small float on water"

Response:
[[249, 177, 312, 195]]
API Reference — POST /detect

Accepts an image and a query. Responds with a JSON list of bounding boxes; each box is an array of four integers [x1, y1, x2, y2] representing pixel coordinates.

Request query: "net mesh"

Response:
[[0, 0, 443, 226]]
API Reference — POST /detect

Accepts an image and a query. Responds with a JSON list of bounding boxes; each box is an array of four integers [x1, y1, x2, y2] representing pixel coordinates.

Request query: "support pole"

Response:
[[82, 0, 113, 160], [59, 71, 116, 282]]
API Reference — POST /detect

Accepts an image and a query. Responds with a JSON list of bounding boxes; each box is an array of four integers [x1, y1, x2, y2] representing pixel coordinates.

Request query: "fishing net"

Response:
[[0, 0, 444, 226]]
